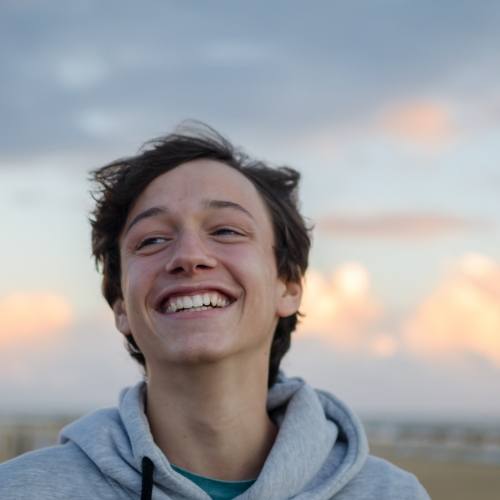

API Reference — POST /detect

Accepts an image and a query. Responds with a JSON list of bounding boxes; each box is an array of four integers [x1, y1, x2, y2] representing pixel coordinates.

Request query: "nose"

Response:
[[164, 230, 217, 275]]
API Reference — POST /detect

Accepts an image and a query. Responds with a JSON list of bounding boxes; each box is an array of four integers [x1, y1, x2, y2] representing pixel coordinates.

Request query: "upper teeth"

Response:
[[164, 292, 229, 313]]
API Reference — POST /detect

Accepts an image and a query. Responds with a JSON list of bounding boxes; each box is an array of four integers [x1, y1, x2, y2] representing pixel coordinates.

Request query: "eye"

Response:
[[136, 236, 170, 250], [212, 227, 244, 237]]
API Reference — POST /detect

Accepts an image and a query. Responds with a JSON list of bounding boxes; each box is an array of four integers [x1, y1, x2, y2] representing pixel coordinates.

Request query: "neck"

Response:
[[145, 360, 277, 481]]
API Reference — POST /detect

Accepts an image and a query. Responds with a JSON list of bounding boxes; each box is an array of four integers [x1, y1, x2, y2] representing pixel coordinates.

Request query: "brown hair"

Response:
[[89, 122, 311, 386]]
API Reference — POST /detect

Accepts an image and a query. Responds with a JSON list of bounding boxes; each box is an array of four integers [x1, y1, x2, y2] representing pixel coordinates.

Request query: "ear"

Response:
[[277, 280, 302, 318], [112, 299, 131, 336]]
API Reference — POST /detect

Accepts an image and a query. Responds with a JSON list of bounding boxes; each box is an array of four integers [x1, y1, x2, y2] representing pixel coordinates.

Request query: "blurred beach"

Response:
[[366, 419, 500, 499], [1, 415, 499, 499]]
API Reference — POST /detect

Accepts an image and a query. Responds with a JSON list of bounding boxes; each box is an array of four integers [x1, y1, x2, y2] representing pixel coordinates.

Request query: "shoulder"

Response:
[[339, 454, 430, 500], [0, 442, 124, 500]]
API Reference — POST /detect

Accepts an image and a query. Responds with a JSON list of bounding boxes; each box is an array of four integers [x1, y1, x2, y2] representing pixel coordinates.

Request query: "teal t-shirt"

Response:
[[171, 464, 256, 500]]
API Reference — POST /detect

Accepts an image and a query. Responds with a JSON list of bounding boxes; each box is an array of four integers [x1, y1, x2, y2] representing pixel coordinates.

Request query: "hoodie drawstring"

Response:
[[141, 456, 154, 500]]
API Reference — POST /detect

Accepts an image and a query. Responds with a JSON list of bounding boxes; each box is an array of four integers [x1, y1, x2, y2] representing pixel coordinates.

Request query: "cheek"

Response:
[[234, 248, 280, 308], [225, 245, 277, 279], [121, 259, 155, 305]]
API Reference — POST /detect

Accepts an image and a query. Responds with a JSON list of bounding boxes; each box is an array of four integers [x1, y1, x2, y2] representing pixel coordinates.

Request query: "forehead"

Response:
[[127, 159, 273, 226]]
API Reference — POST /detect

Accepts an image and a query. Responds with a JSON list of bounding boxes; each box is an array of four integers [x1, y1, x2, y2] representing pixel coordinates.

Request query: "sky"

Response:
[[1, 0, 499, 419]]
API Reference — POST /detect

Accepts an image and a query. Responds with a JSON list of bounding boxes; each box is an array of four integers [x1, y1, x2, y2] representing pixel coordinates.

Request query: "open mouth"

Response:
[[158, 291, 235, 314]]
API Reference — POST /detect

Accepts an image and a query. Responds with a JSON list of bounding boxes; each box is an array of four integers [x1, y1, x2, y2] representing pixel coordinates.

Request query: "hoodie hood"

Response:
[[59, 373, 368, 499]]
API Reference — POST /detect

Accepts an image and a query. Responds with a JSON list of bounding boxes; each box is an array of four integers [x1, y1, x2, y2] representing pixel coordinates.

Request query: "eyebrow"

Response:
[[123, 199, 254, 236], [124, 206, 168, 236], [203, 199, 255, 221]]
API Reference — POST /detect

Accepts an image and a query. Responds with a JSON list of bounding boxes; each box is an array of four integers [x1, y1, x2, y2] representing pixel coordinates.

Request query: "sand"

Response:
[[372, 447, 500, 500]]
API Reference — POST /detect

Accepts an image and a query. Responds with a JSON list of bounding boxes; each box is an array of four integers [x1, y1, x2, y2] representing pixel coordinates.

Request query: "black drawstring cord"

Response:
[[141, 456, 154, 500]]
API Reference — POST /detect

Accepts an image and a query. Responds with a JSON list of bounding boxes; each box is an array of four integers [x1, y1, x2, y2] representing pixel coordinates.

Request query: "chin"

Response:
[[151, 335, 237, 366]]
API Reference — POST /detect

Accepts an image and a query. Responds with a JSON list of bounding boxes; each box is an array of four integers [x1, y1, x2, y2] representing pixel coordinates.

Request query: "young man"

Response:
[[0, 124, 430, 499]]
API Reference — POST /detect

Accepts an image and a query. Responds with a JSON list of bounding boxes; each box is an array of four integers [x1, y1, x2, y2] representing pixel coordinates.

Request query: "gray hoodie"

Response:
[[0, 375, 430, 499]]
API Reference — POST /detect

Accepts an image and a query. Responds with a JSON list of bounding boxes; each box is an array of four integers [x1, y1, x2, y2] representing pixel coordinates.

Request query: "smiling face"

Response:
[[113, 160, 301, 375]]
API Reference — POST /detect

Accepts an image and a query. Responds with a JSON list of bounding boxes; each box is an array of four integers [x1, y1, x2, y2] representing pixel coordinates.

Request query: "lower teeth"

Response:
[[171, 305, 217, 313]]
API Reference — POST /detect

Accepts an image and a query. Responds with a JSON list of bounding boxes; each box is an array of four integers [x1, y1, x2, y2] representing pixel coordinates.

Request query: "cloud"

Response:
[[0, 292, 73, 347], [77, 109, 126, 138], [55, 56, 110, 90], [403, 253, 500, 367], [318, 212, 487, 239], [2, 1, 500, 158], [379, 101, 455, 146], [297, 263, 392, 355]]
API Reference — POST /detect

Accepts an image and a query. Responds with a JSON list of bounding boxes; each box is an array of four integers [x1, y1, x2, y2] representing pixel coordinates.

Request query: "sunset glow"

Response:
[[319, 213, 480, 239], [0, 292, 73, 347], [381, 101, 454, 146], [297, 264, 382, 348], [404, 253, 500, 366], [1, 1, 500, 418]]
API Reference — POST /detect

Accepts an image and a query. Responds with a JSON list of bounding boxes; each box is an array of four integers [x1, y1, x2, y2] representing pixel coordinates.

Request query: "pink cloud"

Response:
[[0, 292, 73, 348], [297, 263, 391, 355], [403, 253, 500, 367], [380, 101, 455, 146], [318, 212, 487, 239]]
